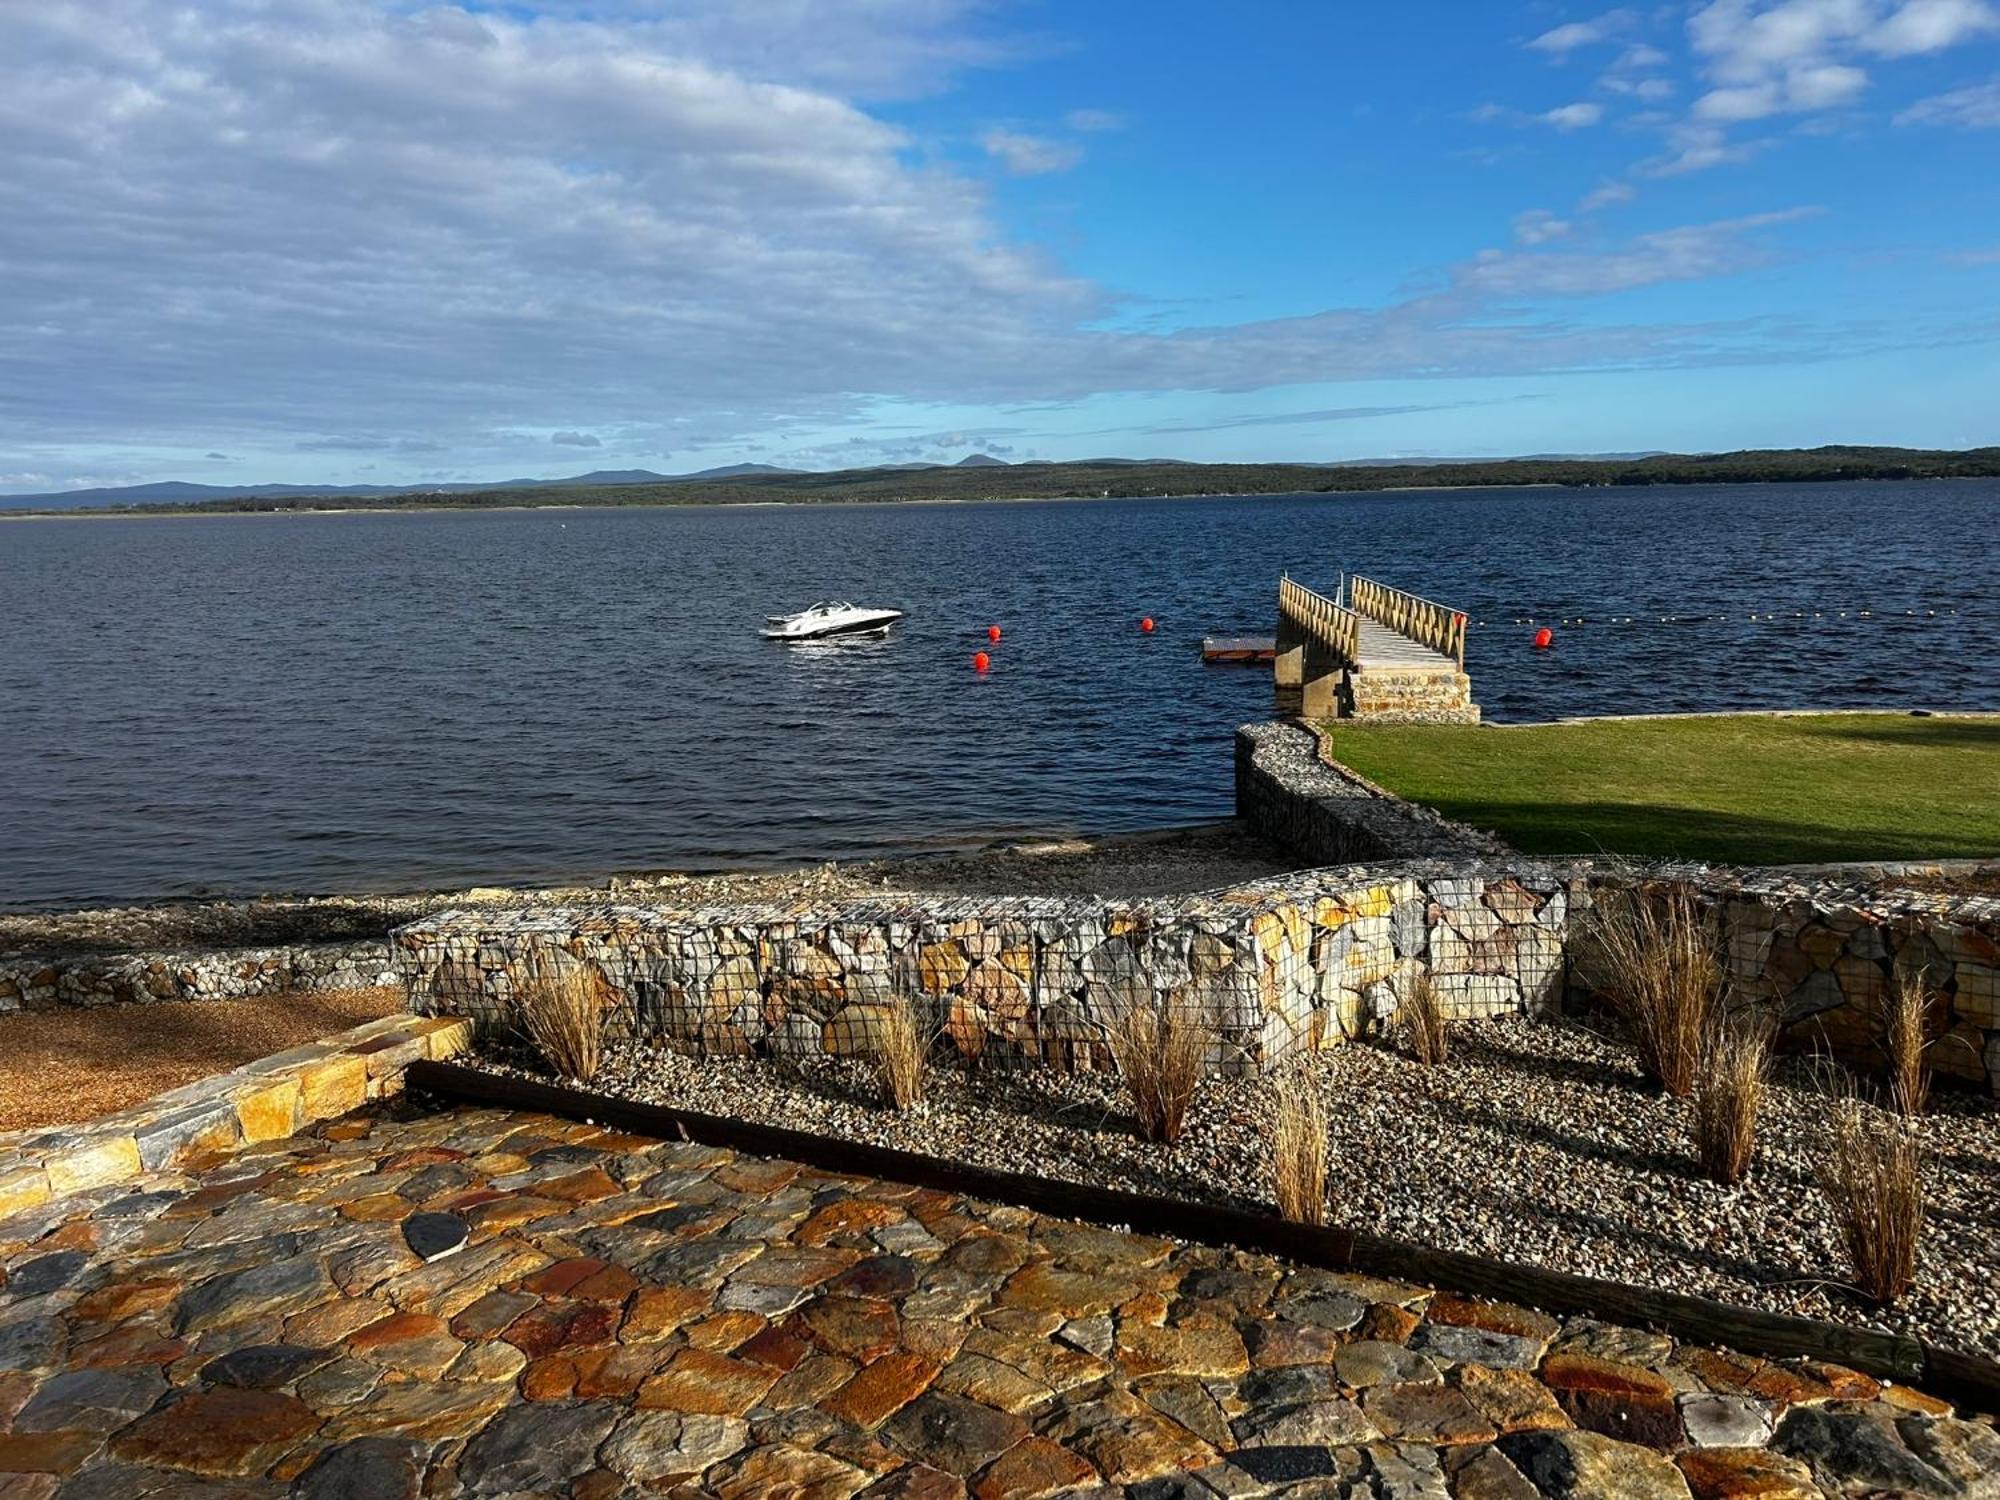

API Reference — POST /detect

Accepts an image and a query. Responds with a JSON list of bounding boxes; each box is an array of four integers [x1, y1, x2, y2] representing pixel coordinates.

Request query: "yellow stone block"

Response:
[[418, 1017, 476, 1060], [0, 1166, 53, 1218], [45, 1135, 142, 1196], [298, 1055, 369, 1120], [234, 1078, 303, 1143]]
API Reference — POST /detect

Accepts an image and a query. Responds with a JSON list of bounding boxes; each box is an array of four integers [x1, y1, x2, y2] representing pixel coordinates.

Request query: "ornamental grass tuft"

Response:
[[1269, 1073, 1328, 1226], [511, 953, 612, 1083], [1586, 881, 1722, 1097], [1400, 971, 1450, 1067], [1108, 1004, 1207, 1146], [1691, 1018, 1770, 1185], [1881, 965, 1937, 1120], [875, 997, 929, 1112], [1819, 1094, 1925, 1305]]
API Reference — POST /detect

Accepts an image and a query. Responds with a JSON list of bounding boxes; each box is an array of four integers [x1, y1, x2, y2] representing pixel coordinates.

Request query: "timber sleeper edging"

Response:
[[404, 1056, 2000, 1416]]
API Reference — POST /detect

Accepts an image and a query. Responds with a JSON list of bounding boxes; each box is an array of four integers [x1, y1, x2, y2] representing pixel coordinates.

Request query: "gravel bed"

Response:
[[472, 1014, 2000, 1359], [2, 823, 1288, 958]]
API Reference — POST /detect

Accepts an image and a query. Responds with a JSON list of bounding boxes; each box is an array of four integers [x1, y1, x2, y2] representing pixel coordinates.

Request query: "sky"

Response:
[[2, 0, 1998, 494]]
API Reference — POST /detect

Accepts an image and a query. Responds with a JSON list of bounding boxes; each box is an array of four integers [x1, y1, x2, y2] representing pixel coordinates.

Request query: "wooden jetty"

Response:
[[1275, 574, 1478, 722]]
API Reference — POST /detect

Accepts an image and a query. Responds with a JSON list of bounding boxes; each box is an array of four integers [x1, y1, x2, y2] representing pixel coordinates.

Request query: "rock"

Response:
[[1674, 1447, 1821, 1500], [400, 1212, 469, 1263], [1449, 1445, 1542, 1500], [1361, 1382, 1497, 1445], [1772, 1404, 1958, 1497], [11, 1368, 165, 1434], [1335, 1340, 1441, 1389], [1231, 1396, 1376, 1447], [600, 1411, 750, 1483], [4, 1252, 90, 1301], [1499, 1429, 1694, 1498], [1679, 1394, 1773, 1449], [109, 1388, 320, 1478], [883, 1394, 1032, 1478], [293, 1437, 426, 1500], [969, 1435, 1097, 1498], [1408, 1322, 1543, 1370], [455, 1399, 624, 1493], [199, 1344, 338, 1391], [173, 1258, 328, 1336], [1895, 1414, 2000, 1496]]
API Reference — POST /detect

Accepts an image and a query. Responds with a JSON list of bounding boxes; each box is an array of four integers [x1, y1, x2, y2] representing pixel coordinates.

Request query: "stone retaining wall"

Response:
[[1235, 721, 1504, 865], [394, 862, 1574, 1076], [0, 939, 396, 1013], [0, 1012, 472, 1218]]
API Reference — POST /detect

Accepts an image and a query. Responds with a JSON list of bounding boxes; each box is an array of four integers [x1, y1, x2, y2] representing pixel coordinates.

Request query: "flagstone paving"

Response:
[[1, 1102, 1995, 1498]]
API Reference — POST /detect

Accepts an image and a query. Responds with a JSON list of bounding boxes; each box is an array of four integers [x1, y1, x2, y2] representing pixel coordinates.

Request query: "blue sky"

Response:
[[3, 0, 1998, 493]]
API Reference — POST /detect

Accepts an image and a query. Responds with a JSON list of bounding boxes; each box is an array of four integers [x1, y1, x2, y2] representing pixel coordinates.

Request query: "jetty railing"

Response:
[[1278, 575, 1362, 665], [1348, 575, 1467, 670]]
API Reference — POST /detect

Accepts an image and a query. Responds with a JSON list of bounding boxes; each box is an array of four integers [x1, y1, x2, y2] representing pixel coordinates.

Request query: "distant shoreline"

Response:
[[2, 472, 1994, 523], [3, 445, 1997, 520]]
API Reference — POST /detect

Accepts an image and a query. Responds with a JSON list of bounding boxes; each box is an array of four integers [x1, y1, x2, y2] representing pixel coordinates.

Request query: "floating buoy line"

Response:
[[1478, 607, 1961, 629]]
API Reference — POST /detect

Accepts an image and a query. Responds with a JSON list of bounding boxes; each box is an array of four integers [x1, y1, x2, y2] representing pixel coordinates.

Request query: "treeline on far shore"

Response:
[[23, 444, 2000, 517]]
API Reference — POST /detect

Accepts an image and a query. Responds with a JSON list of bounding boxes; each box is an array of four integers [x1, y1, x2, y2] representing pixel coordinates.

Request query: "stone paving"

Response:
[[1, 1103, 1995, 1498]]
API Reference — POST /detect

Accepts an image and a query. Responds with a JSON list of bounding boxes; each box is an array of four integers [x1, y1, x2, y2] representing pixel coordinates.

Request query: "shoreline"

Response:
[[5, 470, 1996, 522]]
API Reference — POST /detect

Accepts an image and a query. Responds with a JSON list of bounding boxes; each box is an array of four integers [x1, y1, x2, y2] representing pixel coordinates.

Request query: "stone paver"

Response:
[[1, 1102, 1993, 1498]]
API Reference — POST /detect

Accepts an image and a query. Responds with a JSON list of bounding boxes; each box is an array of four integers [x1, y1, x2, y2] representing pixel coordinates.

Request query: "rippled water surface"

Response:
[[2, 481, 1994, 909]]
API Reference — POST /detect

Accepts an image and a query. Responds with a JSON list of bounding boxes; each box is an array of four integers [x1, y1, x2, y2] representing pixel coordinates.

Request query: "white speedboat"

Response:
[[760, 601, 905, 641]]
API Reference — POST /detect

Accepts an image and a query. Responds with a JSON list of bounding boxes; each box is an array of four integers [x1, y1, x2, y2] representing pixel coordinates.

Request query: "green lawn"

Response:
[[1319, 713, 2000, 865]]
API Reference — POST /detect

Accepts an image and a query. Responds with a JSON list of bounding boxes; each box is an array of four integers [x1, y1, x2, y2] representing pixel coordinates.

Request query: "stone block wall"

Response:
[[393, 863, 1575, 1076]]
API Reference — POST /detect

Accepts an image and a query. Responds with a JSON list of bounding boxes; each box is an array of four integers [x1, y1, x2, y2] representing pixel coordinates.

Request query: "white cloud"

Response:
[[1869, 0, 1999, 54], [979, 128, 1084, 175], [1946, 246, 2000, 262], [1542, 101, 1607, 128], [1514, 210, 1574, 245], [1457, 209, 1822, 297], [550, 430, 602, 447], [1580, 180, 1640, 211], [1898, 75, 2000, 123], [1688, 0, 1993, 124], [1530, 11, 1637, 53]]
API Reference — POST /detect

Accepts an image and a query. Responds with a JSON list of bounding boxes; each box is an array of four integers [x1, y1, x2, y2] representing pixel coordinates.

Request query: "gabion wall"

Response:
[[394, 866, 1575, 1076]]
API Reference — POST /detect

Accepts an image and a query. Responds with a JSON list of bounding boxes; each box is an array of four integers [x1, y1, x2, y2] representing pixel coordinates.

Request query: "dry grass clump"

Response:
[[1269, 1074, 1328, 1225], [1691, 1019, 1770, 1185], [1881, 966, 1936, 1119], [1587, 882, 1722, 1096], [1107, 1004, 1207, 1145], [1818, 1095, 1925, 1305], [512, 954, 612, 1083], [1400, 972, 1450, 1066], [875, 998, 929, 1111]]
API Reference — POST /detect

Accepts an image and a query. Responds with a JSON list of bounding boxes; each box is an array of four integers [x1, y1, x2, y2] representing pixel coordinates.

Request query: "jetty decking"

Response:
[[1276, 574, 1479, 722]]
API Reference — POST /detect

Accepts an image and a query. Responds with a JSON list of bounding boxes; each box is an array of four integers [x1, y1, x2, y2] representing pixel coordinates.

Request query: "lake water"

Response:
[[2, 480, 1994, 911]]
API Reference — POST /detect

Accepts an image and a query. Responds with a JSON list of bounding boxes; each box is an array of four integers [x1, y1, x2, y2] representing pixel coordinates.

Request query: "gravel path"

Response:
[[476, 1016, 2000, 1359]]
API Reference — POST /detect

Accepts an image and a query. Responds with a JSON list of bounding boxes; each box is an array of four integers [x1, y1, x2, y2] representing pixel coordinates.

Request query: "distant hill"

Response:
[[5, 445, 1996, 517], [0, 463, 804, 511]]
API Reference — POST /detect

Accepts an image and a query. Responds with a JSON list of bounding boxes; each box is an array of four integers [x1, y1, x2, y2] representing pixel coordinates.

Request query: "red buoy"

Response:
[[987, 625, 1002, 642], [1140, 617, 1156, 633], [1534, 627, 1553, 649], [973, 651, 990, 672]]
